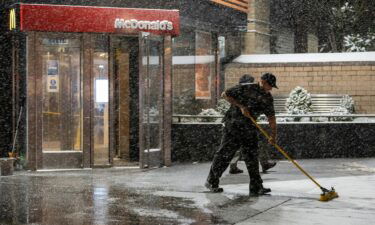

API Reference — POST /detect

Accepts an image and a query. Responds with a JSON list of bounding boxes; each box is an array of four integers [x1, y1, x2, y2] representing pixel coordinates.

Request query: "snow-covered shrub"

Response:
[[215, 99, 230, 115], [173, 89, 204, 115], [143, 106, 159, 122], [339, 95, 355, 113], [149, 106, 159, 115], [198, 108, 222, 122], [285, 86, 313, 115], [257, 114, 268, 122], [344, 33, 375, 52], [329, 95, 355, 121]]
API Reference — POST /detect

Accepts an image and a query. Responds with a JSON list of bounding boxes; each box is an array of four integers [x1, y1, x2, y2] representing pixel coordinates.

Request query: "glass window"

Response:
[[172, 30, 217, 115], [172, 31, 197, 115], [218, 36, 226, 59], [93, 35, 110, 165], [172, 32, 195, 56]]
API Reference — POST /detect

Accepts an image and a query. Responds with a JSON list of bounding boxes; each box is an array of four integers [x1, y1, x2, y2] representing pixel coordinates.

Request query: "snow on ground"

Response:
[[230, 175, 375, 225], [153, 191, 213, 213], [148, 173, 375, 224], [132, 207, 196, 225]]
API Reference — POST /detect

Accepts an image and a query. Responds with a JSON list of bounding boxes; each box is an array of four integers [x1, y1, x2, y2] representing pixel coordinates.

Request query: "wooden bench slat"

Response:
[[273, 94, 348, 114]]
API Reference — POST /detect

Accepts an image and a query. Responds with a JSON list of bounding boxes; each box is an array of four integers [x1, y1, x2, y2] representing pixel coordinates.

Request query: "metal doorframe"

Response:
[[138, 32, 172, 169]]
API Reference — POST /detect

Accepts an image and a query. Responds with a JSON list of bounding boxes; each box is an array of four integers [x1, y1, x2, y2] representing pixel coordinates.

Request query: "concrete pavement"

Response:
[[1, 158, 375, 224]]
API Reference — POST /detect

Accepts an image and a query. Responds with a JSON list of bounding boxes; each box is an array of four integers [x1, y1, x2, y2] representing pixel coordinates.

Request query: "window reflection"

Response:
[[172, 31, 216, 115], [93, 36, 110, 165], [195, 31, 214, 100]]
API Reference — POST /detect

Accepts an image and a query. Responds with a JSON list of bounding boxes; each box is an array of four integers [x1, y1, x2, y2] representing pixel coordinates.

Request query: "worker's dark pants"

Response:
[[207, 124, 263, 191]]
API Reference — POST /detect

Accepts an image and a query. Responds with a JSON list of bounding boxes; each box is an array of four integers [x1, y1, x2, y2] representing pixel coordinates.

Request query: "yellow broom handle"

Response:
[[248, 115, 323, 189]]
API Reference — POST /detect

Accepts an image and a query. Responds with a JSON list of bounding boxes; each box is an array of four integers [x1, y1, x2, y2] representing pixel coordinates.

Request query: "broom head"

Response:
[[319, 187, 339, 202], [8, 152, 18, 158]]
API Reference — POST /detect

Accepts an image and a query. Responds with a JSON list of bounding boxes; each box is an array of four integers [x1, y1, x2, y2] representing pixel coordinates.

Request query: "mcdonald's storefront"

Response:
[[4, 3, 179, 170], [1, 1, 247, 170]]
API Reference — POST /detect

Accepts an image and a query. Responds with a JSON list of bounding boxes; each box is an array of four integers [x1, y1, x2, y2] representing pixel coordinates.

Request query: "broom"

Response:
[[247, 114, 339, 202], [9, 106, 23, 159]]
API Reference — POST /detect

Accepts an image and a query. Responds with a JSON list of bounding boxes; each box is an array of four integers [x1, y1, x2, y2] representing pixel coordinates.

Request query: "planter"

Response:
[[0, 158, 16, 176], [172, 122, 375, 162]]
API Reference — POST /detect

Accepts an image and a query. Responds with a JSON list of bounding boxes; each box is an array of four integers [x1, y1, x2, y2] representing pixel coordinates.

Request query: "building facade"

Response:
[[0, 0, 247, 169]]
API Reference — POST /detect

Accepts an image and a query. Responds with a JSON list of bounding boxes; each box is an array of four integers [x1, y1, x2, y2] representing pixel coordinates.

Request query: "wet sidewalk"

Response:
[[1, 158, 375, 225]]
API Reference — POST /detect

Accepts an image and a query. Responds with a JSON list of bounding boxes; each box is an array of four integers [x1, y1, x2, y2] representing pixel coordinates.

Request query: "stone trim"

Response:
[[227, 62, 375, 67], [247, 18, 270, 25], [246, 30, 271, 36]]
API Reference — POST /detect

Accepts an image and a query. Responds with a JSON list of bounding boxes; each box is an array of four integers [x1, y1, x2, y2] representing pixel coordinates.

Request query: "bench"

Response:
[[274, 94, 347, 114]]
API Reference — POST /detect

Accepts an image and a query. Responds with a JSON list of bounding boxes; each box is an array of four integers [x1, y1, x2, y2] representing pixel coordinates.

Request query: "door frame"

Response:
[[138, 33, 172, 168], [109, 34, 140, 164]]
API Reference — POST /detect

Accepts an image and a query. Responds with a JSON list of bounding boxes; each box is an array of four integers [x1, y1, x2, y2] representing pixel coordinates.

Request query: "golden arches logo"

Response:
[[9, 9, 16, 30]]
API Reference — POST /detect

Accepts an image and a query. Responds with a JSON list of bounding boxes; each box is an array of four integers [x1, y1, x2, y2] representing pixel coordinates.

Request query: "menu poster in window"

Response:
[[95, 79, 109, 103], [195, 64, 211, 99], [47, 60, 59, 92]]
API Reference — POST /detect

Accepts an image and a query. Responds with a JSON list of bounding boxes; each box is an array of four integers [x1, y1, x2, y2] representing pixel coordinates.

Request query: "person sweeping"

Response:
[[205, 73, 278, 195], [205, 73, 339, 201], [229, 75, 277, 175]]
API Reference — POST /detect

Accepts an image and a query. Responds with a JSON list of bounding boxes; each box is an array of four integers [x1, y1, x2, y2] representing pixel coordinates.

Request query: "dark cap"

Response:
[[261, 73, 278, 89], [239, 74, 255, 84]]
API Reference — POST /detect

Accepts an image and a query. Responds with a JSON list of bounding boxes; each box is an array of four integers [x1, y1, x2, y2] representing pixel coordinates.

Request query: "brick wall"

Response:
[[225, 61, 375, 113], [172, 65, 195, 98]]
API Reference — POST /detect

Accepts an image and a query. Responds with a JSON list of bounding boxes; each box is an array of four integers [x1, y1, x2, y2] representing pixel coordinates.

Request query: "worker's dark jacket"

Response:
[[223, 83, 275, 131]]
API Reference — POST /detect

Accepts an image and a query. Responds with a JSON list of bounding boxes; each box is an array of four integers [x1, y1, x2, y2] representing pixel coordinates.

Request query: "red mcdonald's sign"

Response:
[[19, 4, 180, 36]]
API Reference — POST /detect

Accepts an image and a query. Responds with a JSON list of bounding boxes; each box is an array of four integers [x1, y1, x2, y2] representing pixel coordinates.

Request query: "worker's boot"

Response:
[[261, 161, 277, 173], [250, 187, 271, 196], [249, 183, 271, 196], [229, 165, 243, 174], [205, 181, 224, 193]]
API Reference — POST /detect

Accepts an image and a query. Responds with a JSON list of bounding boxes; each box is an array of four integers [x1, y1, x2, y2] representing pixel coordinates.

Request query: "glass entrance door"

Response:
[[139, 33, 164, 168], [37, 34, 83, 168]]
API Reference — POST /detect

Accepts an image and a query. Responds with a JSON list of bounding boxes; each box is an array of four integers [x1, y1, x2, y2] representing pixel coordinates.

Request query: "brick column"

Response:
[[243, 0, 271, 54]]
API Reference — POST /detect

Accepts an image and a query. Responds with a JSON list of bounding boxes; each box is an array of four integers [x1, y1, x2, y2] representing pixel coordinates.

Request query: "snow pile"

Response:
[[341, 162, 375, 173]]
